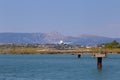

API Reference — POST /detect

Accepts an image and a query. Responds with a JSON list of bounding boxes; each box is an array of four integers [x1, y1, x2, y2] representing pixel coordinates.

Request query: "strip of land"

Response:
[[0, 43, 120, 54], [0, 47, 120, 54]]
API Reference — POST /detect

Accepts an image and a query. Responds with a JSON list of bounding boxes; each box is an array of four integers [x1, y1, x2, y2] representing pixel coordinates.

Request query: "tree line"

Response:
[[104, 40, 120, 48]]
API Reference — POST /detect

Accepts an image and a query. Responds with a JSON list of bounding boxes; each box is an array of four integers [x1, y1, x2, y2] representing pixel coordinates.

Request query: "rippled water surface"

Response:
[[0, 54, 120, 80]]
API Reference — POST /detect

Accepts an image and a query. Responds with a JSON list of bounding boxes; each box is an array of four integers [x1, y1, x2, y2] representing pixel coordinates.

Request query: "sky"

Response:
[[0, 0, 120, 38]]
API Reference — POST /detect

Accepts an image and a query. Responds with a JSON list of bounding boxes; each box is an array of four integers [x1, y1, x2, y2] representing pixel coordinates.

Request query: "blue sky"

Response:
[[0, 0, 120, 38]]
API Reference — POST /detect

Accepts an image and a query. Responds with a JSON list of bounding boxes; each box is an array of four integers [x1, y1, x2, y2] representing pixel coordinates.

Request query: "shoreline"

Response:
[[0, 48, 120, 54]]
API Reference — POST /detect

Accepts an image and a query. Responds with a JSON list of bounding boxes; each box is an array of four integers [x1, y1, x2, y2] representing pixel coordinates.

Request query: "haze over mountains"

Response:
[[0, 32, 120, 45]]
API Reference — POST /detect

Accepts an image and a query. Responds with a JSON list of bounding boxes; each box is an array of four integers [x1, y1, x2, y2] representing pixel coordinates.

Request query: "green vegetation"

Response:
[[104, 40, 120, 48]]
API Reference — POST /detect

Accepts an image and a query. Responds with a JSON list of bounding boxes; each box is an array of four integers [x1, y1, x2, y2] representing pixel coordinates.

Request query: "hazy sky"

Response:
[[0, 0, 120, 37]]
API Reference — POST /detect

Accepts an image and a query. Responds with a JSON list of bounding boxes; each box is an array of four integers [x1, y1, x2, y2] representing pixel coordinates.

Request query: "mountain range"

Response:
[[0, 32, 120, 45]]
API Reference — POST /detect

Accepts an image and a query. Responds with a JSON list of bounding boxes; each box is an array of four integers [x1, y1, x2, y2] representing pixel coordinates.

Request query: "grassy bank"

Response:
[[0, 47, 120, 54]]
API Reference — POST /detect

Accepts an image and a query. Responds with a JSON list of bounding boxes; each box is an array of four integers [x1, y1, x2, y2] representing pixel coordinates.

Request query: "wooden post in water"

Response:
[[78, 54, 81, 58], [92, 53, 107, 69], [97, 57, 102, 69]]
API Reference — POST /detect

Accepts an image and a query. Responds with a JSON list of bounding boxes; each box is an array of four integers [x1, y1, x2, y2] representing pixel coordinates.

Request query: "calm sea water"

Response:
[[0, 54, 120, 80]]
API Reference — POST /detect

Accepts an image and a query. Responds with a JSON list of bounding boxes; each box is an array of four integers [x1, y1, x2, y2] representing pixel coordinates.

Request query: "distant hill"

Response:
[[0, 32, 120, 45]]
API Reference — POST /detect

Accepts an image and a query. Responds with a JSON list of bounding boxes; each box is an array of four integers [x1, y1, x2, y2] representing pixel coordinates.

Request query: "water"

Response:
[[0, 54, 120, 80]]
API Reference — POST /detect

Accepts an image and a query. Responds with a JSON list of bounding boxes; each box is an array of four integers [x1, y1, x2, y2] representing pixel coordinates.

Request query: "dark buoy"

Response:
[[97, 57, 102, 69], [78, 54, 81, 58]]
